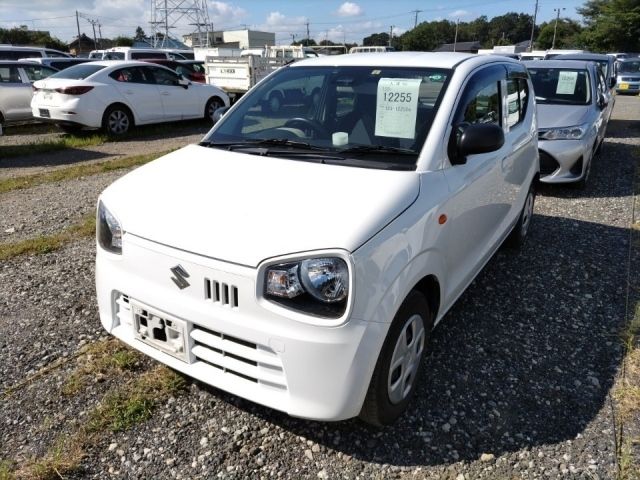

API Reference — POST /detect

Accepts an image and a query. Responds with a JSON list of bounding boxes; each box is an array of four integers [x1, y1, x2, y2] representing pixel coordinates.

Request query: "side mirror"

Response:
[[597, 92, 607, 110], [608, 77, 616, 89], [212, 106, 230, 123], [178, 77, 190, 89], [452, 123, 505, 165]]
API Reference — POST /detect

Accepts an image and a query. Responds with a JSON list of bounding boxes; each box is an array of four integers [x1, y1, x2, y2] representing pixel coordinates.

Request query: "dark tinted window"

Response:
[[149, 66, 180, 85], [0, 65, 22, 83], [49, 60, 87, 70], [51, 64, 106, 79], [131, 51, 167, 59], [506, 78, 529, 129], [109, 66, 151, 84], [45, 49, 70, 58], [20, 64, 57, 81], [0, 49, 42, 60]]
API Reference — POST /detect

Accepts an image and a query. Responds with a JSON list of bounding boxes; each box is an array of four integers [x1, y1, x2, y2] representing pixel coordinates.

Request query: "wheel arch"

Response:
[[103, 102, 136, 126]]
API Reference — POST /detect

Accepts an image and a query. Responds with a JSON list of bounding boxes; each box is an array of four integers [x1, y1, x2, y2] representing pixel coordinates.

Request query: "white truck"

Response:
[[204, 46, 318, 102]]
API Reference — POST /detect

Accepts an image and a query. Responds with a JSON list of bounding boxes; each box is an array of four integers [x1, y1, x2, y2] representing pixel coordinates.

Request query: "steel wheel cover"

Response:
[[388, 313, 425, 404], [108, 110, 129, 134]]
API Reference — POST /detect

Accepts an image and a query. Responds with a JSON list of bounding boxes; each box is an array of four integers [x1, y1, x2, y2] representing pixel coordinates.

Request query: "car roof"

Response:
[[553, 53, 612, 61], [526, 59, 594, 69], [290, 51, 484, 69]]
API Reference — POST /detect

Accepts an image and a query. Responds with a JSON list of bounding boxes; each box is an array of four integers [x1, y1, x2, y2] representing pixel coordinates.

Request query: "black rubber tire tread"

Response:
[[359, 290, 432, 427], [101, 104, 133, 136], [505, 180, 536, 248], [205, 96, 224, 121]]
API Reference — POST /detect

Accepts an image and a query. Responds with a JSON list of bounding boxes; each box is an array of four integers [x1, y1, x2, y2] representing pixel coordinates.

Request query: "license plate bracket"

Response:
[[39, 108, 50, 118], [131, 301, 190, 362]]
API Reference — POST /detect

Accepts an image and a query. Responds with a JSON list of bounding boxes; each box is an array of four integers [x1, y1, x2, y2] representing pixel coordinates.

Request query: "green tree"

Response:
[[578, 0, 640, 52], [0, 27, 67, 51], [487, 12, 534, 46], [399, 20, 455, 51], [134, 26, 146, 41], [362, 32, 390, 46], [536, 18, 583, 49], [114, 35, 134, 47]]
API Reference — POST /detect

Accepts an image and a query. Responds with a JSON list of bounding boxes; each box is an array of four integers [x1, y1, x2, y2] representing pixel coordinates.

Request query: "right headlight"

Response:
[[97, 200, 122, 254], [264, 257, 349, 318], [539, 123, 590, 140]]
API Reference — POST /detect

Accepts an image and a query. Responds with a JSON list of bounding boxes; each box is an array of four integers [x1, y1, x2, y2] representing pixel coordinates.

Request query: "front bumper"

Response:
[[615, 78, 640, 94], [96, 234, 387, 421], [538, 137, 594, 184]]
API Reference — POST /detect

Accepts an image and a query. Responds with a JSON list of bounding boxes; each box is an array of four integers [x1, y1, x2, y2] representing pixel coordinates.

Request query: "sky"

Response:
[[0, 0, 587, 46]]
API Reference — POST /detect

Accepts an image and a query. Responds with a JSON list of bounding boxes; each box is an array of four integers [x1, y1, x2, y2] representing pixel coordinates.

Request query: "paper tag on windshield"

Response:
[[556, 71, 578, 94], [375, 78, 421, 139]]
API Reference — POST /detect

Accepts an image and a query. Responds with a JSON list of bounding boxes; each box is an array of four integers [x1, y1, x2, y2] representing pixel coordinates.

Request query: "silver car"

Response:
[[526, 60, 610, 188], [616, 58, 640, 94], [0, 61, 57, 125]]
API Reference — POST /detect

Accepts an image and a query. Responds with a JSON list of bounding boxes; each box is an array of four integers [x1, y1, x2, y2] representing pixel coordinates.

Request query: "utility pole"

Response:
[[411, 9, 422, 28], [551, 7, 566, 49], [389, 25, 394, 46], [98, 23, 102, 48], [453, 19, 459, 52], [529, 0, 539, 52], [75, 10, 81, 55], [291, 33, 296, 44], [305, 21, 310, 43], [90, 21, 97, 49]]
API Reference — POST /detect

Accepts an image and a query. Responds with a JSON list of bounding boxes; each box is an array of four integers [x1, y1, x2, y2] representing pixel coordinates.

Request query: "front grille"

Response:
[[205, 278, 239, 308], [190, 324, 287, 391], [539, 151, 559, 176]]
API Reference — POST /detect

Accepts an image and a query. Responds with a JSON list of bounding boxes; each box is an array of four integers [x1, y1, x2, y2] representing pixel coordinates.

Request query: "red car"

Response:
[[139, 59, 205, 83]]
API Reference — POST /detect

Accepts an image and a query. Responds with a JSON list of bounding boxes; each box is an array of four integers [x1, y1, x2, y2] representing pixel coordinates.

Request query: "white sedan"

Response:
[[31, 60, 229, 135]]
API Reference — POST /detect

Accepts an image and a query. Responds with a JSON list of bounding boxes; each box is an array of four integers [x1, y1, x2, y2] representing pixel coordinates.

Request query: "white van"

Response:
[[0, 45, 72, 60], [348, 46, 395, 54], [102, 47, 171, 61]]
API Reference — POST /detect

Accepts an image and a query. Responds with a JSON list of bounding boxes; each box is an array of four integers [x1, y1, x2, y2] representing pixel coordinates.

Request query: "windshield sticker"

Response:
[[375, 78, 422, 139], [556, 71, 578, 94]]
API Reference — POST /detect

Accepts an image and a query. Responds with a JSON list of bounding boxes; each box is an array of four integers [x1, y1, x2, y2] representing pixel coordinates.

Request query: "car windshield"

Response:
[[619, 60, 640, 73], [50, 64, 106, 80], [528, 68, 591, 105], [205, 65, 450, 169]]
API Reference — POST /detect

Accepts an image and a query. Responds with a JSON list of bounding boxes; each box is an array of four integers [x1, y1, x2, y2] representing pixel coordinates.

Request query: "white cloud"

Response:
[[449, 9, 472, 19], [336, 2, 363, 17], [209, 2, 247, 26]]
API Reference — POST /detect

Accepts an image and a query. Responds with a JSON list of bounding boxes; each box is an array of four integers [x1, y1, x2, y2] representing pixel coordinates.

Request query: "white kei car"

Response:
[[96, 52, 539, 425], [31, 61, 229, 135]]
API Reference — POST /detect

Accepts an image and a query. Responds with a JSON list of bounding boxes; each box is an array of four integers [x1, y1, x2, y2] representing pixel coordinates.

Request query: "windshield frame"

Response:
[[204, 64, 452, 170]]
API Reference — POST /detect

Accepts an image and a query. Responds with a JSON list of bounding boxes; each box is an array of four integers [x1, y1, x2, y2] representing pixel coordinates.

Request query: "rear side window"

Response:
[[506, 78, 529, 129], [131, 51, 167, 60], [51, 64, 106, 80], [20, 65, 57, 82], [0, 66, 23, 83], [0, 50, 42, 60]]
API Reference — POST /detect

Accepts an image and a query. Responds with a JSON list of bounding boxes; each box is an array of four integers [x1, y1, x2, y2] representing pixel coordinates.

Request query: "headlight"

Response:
[[539, 123, 589, 140], [264, 257, 349, 318], [97, 200, 122, 254]]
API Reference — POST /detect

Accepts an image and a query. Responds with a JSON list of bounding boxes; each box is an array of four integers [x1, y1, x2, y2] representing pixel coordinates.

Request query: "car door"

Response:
[[147, 66, 199, 120], [109, 66, 164, 124], [0, 64, 32, 122], [440, 63, 513, 302]]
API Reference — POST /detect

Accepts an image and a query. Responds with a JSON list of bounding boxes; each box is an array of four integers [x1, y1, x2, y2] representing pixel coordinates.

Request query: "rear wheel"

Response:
[[205, 97, 225, 122], [102, 105, 132, 136], [506, 180, 536, 248], [359, 291, 431, 426]]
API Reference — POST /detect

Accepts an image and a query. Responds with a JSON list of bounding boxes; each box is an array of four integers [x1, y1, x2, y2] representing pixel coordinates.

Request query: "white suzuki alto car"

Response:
[[96, 52, 538, 425]]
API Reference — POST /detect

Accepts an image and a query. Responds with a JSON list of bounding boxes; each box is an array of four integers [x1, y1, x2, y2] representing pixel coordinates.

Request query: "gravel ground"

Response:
[[0, 95, 638, 479]]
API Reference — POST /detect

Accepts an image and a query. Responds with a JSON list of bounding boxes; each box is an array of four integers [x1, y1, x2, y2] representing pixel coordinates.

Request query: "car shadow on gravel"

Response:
[[606, 119, 640, 139], [0, 148, 111, 170], [192, 211, 629, 468]]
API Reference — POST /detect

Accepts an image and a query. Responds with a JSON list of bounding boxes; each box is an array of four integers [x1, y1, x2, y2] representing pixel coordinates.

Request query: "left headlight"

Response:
[[264, 257, 349, 318], [97, 200, 122, 254], [539, 123, 590, 140]]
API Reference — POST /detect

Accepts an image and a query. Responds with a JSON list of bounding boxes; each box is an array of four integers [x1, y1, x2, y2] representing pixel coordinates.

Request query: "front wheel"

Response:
[[359, 291, 431, 426], [102, 105, 132, 136], [205, 97, 225, 122]]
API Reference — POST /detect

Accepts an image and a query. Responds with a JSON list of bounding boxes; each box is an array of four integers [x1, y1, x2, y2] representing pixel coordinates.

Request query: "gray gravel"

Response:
[[0, 95, 638, 478]]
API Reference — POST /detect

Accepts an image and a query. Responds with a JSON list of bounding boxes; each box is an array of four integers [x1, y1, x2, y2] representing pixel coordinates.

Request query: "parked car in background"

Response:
[[102, 47, 171, 61], [0, 60, 57, 125], [615, 58, 640, 94], [31, 61, 229, 135], [159, 49, 195, 60], [0, 45, 71, 60], [526, 60, 610, 187], [553, 53, 617, 90], [19, 57, 90, 71], [96, 52, 538, 426], [139, 58, 205, 83]]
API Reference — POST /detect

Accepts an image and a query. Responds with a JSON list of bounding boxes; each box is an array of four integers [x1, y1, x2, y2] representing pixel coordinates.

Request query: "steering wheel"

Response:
[[283, 117, 328, 138]]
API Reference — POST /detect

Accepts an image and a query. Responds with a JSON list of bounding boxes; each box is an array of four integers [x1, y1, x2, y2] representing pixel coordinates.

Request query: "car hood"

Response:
[[100, 144, 420, 267], [536, 104, 592, 129]]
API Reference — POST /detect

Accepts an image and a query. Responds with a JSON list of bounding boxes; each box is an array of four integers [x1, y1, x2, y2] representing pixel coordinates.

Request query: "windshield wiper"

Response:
[[339, 145, 417, 156], [200, 138, 328, 151]]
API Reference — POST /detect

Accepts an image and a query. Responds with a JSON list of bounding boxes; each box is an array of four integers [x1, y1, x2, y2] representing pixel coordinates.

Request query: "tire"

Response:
[[575, 152, 594, 190], [505, 180, 536, 248], [102, 104, 133, 136], [267, 92, 282, 113], [359, 291, 432, 426], [205, 97, 225, 122]]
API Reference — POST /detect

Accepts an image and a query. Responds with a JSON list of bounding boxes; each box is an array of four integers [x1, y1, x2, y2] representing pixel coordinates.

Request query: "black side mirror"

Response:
[[452, 123, 505, 165], [597, 92, 607, 110], [608, 77, 616, 89], [212, 106, 230, 123]]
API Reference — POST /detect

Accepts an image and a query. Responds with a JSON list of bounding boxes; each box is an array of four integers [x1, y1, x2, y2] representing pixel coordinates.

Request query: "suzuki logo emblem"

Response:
[[170, 265, 190, 289]]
